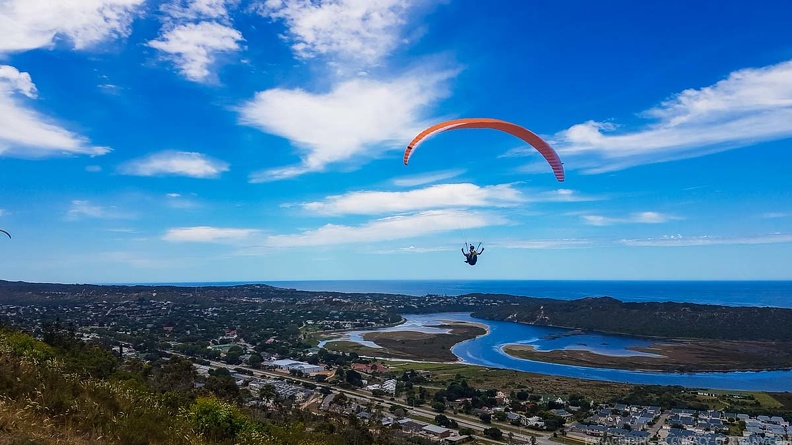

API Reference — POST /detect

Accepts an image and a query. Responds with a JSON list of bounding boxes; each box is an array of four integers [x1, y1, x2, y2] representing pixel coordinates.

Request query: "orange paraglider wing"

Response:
[[403, 118, 565, 182]]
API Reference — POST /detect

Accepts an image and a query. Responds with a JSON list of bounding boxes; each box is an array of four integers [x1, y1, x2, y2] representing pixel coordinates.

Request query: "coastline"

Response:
[[321, 318, 488, 363]]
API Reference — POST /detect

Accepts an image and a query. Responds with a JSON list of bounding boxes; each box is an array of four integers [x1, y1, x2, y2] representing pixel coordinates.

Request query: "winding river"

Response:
[[321, 312, 792, 391]]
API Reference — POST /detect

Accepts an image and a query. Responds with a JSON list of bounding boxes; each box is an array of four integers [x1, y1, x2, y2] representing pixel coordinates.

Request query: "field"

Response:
[[381, 361, 633, 402]]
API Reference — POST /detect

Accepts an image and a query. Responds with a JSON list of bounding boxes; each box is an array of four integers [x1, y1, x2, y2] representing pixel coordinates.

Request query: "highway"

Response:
[[171, 352, 558, 444]]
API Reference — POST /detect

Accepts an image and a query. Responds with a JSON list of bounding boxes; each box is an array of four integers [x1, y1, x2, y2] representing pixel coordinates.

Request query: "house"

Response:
[[551, 408, 574, 420], [320, 394, 335, 410], [444, 435, 470, 444], [397, 419, 427, 433], [422, 425, 453, 438], [524, 415, 546, 428]]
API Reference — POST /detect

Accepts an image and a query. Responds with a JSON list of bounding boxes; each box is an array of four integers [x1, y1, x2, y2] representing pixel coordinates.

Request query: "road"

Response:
[[171, 352, 557, 444]]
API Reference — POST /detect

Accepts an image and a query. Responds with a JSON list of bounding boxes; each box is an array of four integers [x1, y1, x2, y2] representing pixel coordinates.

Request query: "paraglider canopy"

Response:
[[0, 229, 9, 239], [404, 118, 565, 182]]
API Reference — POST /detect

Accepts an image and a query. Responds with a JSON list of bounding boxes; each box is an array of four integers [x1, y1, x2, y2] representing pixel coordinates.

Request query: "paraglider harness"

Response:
[[463, 242, 483, 266]]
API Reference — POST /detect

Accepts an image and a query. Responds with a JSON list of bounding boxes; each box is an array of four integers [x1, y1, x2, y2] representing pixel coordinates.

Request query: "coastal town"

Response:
[[184, 349, 791, 445], [1, 281, 791, 444]]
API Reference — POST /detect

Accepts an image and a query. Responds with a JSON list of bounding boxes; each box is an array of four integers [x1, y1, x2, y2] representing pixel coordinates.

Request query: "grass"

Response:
[[707, 390, 784, 409], [381, 361, 631, 402]]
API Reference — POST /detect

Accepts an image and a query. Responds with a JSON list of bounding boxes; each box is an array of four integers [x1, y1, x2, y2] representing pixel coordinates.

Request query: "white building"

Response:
[[382, 379, 397, 394]]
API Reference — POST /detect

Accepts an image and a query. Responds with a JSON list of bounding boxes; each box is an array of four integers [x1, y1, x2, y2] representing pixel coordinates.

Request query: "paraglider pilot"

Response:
[[463, 244, 484, 265]]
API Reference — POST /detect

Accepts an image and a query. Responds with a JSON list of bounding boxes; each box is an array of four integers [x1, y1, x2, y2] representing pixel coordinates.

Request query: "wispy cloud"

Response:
[[255, 0, 417, 66], [161, 0, 236, 21], [370, 245, 455, 254], [532, 188, 605, 203], [164, 192, 201, 209], [148, 22, 244, 83], [119, 150, 229, 178], [241, 69, 454, 181], [162, 226, 259, 242], [266, 209, 506, 247], [392, 169, 465, 187], [555, 59, 792, 173], [761, 212, 789, 219], [298, 183, 525, 215], [582, 211, 679, 226], [0, 66, 110, 158], [66, 200, 129, 220], [495, 238, 593, 249], [620, 233, 792, 247], [0, 0, 145, 53]]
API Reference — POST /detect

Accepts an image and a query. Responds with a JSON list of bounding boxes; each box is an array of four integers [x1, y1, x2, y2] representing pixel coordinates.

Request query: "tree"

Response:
[[459, 428, 475, 436], [432, 401, 446, 413], [345, 369, 363, 386], [483, 427, 503, 440], [149, 356, 196, 393], [248, 353, 263, 369], [435, 414, 451, 427]]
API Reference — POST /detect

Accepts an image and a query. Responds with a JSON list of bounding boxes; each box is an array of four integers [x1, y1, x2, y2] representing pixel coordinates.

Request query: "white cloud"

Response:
[[148, 21, 244, 83], [0, 0, 145, 53], [299, 183, 524, 215], [0, 209, 5, 217], [392, 169, 465, 187], [0, 66, 37, 98], [266, 209, 505, 247], [256, 0, 415, 65], [161, 0, 237, 21], [163, 226, 259, 242], [583, 211, 678, 226], [241, 70, 453, 180], [556, 59, 792, 173], [620, 233, 792, 247], [85, 165, 102, 172], [66, 200, 128, 220], [531, 188, 604, 203], [119, 150, 229, 178], [0, 66, 110, 158]]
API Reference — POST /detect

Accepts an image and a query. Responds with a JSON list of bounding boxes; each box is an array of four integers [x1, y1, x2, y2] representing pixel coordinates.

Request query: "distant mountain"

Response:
[[469, 295, 792, 341]]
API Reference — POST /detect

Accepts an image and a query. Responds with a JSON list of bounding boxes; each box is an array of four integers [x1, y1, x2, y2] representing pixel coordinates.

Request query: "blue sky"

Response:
[[0, 0, 791, 283]]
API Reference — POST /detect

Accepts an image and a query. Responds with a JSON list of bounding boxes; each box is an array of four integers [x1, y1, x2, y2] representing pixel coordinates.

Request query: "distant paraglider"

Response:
[[403, 118, 565, 182], [0, 229, 9, 239]]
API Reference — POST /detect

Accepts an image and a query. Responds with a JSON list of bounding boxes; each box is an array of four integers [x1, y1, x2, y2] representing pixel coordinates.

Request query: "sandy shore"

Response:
[[436, 319, 491, 336], [503, 340, 792, 372]]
